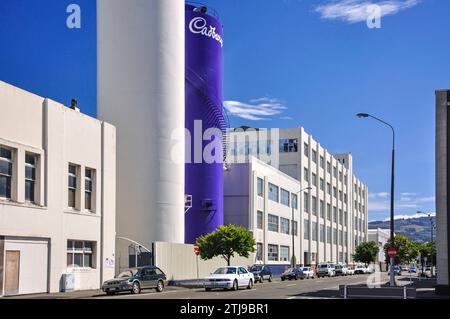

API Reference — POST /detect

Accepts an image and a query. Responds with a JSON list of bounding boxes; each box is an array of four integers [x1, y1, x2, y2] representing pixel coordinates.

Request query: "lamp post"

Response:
[[292, 187, 312, 268], [356, 113, 396, 287], [417, 211, 435, 243]]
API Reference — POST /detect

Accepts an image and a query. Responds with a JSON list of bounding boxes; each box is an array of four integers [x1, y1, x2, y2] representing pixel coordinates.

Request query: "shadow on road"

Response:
[[288, 289, 339, 299]]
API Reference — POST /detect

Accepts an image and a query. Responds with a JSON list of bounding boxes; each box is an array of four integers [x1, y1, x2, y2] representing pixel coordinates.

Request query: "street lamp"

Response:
[[291, 186, 312, 268], [417, 211, 435, 243], [356, 113, 396, 287]]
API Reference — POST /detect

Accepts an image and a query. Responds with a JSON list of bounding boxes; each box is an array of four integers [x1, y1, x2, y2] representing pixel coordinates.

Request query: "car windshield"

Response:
[[286, 268, 294, 272], [302, 268, 309, 271], [214, 267, 237, 275], [250, 265, 263, 272], [318, 264, 328, 268], [117, 269, 138, 278]]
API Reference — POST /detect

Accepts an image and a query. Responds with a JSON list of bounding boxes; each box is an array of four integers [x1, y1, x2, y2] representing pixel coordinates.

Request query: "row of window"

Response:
[[303, 220, 349, 246], [260, 212, 298, 236], [256, 243, 291, 262], [260, 179, 299, 209], [0, 145, 96, 211]]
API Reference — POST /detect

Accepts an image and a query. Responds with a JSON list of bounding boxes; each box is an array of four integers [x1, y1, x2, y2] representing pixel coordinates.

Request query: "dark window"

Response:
[[0, 147, 13, 199], [25, 153, 36, 202]]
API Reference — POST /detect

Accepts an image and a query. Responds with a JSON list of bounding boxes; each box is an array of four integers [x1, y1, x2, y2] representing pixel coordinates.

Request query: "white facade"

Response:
[[368, 228, 391, 263], [226, 127, 369, 266], [97, 0, 186, 248], [0, 81, 116, 296]]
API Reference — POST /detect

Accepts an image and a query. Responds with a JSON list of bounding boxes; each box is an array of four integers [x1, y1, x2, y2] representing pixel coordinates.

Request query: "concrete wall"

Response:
[[153, 242, 255, 281], [0, 81, 116, 294]]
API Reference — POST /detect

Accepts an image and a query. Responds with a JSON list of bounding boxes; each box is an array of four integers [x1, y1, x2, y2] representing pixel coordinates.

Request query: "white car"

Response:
[[347, 267, 355, 276], [204, 266, 254, 291], [354, 265, 367, 274], [340, 264, 349, 276], [301, 267, 316, 279]]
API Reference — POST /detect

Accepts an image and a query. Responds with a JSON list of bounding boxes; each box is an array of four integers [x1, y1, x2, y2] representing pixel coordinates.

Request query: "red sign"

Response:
[[388, 248, 397, 258], [194, 246, 200, 256]]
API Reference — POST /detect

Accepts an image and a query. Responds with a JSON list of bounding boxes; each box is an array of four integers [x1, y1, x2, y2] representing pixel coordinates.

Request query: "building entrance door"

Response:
[[4, 250, 20, 295]]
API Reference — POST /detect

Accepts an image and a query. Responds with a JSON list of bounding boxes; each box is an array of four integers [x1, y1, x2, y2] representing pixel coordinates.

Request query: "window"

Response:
[[304, 143, 309, 157], [304, 168, 309, 182], [327, 226, 332, 244], [291, 194, 298, 210], [327, 203, 331, 220], [320, 225, 325, 243], [292, 221, 298, 237], [85, 168, 94, 211], [67, 240, 95, 268], [312, 149, 317, 163], [312, 173, 317, 186], [320, 178, 324, 191], [68, 164, 77, 208], [339, 230, 343, 246], [268, 214, 279, 232], [280, 246, 290, 262], [304, 219, 310, 240], [256, 243, 263, 261], [257, 211, 263, 230], [281, 189, 290, 206], [333, 187, 337, 198], [333, 166, 337, 178], [312, 196, 317, 215], [257, 178, 264, 197], [268, 183, 279, 202], [320, 200, 325, 218], [355, 216, 358, 231], [312, 222, 318, 241], [339, 252, 344, 263], [339, 171, 343, 182], [304, 192, 309, 213], [268, 244, 278, 261], [344, 211, 348, 226], [280, 217, 290, 235], [327, 161, 331, 173], [327, 183, 331, 195], [345, 231, 348, 246], [339, 209, 343, 225], [25, 153, 37, 202], [320, 156, 325, 168], [344, 193, 347, 204], [0, 147, 13, 199], [333, 206, 337, 223], [344, 174, 348, 185], [333, 228, 338, 244], [339, 190, 343, 201], [279, 139, 298, 153]]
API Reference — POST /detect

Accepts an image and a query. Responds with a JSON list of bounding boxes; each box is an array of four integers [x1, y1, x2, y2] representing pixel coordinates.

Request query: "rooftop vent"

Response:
[[70, 99, 80, 112]]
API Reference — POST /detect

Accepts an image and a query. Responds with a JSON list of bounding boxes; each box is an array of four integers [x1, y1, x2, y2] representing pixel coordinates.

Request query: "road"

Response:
[[94, 274, 376, 299]]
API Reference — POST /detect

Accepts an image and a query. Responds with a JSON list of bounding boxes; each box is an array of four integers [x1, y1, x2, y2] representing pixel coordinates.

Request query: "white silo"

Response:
[[97, 0, 185, 249]]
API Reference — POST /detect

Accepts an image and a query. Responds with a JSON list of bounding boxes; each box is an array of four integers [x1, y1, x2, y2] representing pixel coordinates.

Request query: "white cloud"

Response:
[[224, 98, 287, 121], [368, 192, 435, 213], [314, 0, 420, 24], [382, 212, 436, 221]]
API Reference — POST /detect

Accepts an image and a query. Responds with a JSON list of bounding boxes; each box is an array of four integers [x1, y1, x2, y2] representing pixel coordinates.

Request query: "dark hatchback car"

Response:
[[249, 265, 273, 283], [281, 267, 305, 281], [102, 266, 167, 295]]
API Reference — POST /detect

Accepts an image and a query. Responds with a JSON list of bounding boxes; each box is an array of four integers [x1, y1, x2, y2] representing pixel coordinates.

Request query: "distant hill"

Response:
[[369, 216, 435, 243]]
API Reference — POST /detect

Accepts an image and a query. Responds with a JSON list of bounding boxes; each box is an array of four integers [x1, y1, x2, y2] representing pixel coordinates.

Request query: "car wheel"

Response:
[[131, 282, 141, 295], [281, 277, 285, 281], [106, 291, 116, 296], [268, 275, 273, 282], [260, 276, 264, 284], [205, 288, 212, 292], [247, 279, 253, 290], [156, 280, 164, 293], [294, 275, 298, 280], [232, 280, 238, 291]]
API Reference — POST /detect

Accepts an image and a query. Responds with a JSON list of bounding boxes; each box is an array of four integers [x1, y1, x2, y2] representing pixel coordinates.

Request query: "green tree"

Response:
[[384, 235, 418, 264], [353, 241, 379, 265], [196, 225, 256, 266], [416, 241, 436, 265]]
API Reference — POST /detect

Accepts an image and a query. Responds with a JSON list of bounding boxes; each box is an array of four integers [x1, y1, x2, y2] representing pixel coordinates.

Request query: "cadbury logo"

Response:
[[189, 17, 224, 48]]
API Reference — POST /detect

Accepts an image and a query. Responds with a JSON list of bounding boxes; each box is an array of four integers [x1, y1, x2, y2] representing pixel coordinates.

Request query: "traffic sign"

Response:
[[194, 246, 200, 256], [388, 248, 397, 258]]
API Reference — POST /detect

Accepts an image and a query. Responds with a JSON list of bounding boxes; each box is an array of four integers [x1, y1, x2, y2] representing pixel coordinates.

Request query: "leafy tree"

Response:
[[384, 235, 418, 264], [353, 241, 379, 265], [196, 225, 256, 266], [416, 241, 436, 265]]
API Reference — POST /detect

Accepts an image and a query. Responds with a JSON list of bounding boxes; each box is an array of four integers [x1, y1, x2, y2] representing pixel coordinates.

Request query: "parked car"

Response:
[[339, 263, 349, 276], [334, 264, 344, 276], [249, 265, 273, 283], [317, 263, 336, 278], [402, 265, 409, 271], [101, 266, 166, 295], [365, 266, 374, 274], [388, 265, 402, 276], [354, 265, 366, 275], [420, 267, 433, 278], [408, 267, 417, 273], [301, 267, 315, 279], [347, 267, 355, 276], [204, 266, 254, 291], [281, 267, 305, 281]]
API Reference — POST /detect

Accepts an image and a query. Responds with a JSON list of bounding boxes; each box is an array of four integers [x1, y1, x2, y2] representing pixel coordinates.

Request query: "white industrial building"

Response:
[[226, 127, 369, 267], [368, 228, 391, 268], [0, 81, 116, 296]]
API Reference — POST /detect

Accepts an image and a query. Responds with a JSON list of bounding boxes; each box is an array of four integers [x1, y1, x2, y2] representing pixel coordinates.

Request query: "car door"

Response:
[[238, 267, 249, 286], [143, 268, 157, 288]]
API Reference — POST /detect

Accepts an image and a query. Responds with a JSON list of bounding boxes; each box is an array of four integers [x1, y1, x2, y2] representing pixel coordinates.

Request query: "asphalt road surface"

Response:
[[94, 274, 375, 299]]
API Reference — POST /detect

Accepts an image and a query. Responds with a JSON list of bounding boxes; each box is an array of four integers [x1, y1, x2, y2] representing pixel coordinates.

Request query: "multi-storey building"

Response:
[[225, 127, 368, 267], [0, 81, 116, 296]]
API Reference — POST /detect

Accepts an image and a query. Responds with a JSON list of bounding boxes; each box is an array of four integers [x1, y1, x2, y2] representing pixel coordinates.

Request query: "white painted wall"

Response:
[[97, 0, 185, 248]]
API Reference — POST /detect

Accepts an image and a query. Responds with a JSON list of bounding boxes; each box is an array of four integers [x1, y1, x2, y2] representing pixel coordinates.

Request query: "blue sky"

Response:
[[1, 0, 448, 221]]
